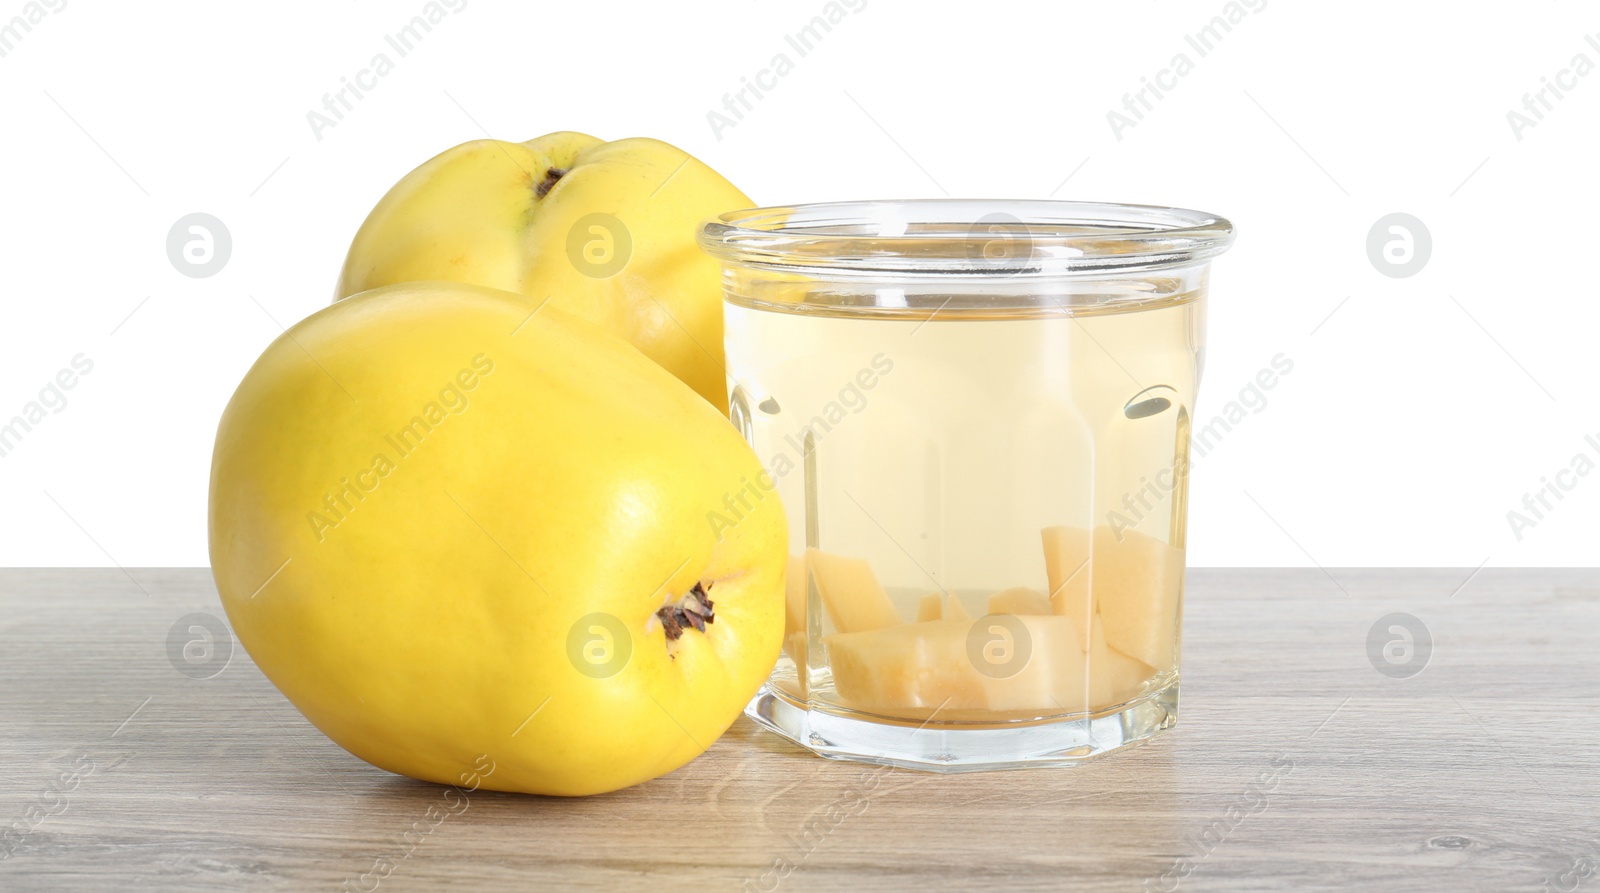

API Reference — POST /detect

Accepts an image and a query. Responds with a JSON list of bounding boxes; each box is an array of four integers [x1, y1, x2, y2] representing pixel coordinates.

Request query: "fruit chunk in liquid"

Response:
[[1042, 525, 1182, 672], [815, 524, 1179, 720]]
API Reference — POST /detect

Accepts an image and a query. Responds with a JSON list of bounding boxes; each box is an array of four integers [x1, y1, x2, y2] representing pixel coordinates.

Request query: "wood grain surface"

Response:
[[1, 568, 1597, 892]]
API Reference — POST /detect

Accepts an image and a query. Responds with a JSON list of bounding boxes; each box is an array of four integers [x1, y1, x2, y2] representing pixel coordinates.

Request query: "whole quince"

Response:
[[334, 132, 748, 413], [209, 281, 786, 796]]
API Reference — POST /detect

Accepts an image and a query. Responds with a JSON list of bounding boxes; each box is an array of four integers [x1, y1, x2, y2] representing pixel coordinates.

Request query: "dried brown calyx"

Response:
[[657, 582, 714, 643], [535, 167, 568, 199]]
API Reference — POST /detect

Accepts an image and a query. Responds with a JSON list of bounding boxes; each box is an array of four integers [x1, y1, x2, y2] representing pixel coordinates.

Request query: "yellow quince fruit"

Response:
[[209, 281, 786, 796], [334, 132, 748, 413]]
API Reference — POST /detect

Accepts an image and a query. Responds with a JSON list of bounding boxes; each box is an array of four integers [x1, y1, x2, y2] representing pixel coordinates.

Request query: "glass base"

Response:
[[745, 680, 1178, 773]]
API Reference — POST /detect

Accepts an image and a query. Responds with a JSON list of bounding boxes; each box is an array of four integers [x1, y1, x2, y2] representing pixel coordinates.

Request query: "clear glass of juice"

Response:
[[698, 200, 1234, 770]]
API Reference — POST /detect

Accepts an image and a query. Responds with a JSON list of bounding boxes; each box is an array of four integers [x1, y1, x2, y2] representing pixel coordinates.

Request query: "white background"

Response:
[[1, 0, 1595, 568]]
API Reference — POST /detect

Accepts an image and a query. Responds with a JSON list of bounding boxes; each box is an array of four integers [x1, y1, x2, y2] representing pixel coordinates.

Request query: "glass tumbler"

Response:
[[698, 200, 1234, 771]]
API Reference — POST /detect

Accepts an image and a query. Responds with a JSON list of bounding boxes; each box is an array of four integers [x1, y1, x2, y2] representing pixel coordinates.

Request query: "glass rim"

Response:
[[697, 199, 1235, 279]]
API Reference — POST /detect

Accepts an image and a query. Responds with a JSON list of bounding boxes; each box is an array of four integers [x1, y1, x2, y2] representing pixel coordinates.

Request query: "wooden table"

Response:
[[2, 568, 1596, 892]]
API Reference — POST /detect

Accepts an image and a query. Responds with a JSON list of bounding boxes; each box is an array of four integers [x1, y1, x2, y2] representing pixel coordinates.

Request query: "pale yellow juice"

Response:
[[724, 291, 1202, 725]]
